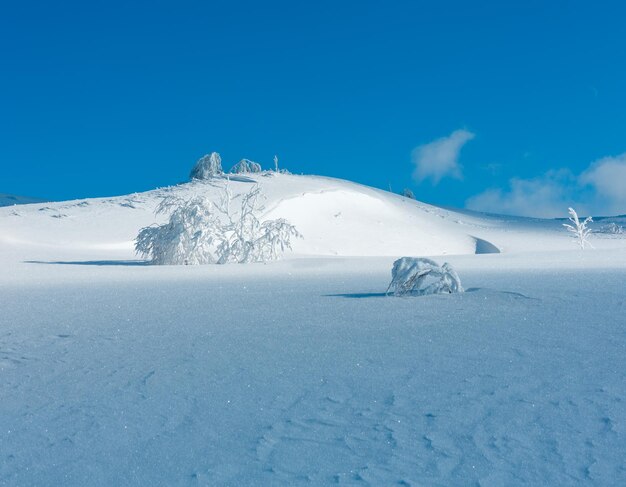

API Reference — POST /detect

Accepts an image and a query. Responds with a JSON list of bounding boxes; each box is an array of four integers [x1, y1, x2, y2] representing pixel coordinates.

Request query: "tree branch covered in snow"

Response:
[[563, 207, 593, 249], [386, 257, 464, 296], [135, 184, 301, 265]]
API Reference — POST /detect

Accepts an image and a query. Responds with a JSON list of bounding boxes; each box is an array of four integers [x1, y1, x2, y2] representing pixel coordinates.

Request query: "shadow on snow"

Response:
[[24, 260, 150, 267]]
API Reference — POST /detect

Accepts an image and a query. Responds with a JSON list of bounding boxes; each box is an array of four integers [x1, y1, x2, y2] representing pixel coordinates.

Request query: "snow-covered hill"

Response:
[[0, 193, 47, 207], [1, 173, 624, 264]]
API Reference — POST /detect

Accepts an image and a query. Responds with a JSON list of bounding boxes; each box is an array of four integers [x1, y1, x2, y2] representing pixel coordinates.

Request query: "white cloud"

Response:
[[466, 170, 578, 218], [579, 153, 626, 215], [412, 129, 475, 185], [466, 153, 626, 218]]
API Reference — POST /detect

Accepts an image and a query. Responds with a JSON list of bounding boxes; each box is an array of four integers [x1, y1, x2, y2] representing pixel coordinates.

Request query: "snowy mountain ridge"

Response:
[[0, 193, 47, 207]]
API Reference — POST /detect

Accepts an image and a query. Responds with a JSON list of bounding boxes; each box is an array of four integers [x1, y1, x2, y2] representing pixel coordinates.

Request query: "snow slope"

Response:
[[1, 175, 626, 486], [1, 173, 624, 265]]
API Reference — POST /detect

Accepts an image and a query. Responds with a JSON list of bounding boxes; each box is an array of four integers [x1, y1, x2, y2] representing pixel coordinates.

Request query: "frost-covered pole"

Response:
[[274, 155, 279, 173], [563, 207, 593, 249]]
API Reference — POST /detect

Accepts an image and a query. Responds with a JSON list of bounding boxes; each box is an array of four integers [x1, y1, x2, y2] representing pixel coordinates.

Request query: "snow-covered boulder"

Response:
[[190, 152, 224, 180], [230, 159, 262, 174], [386, 257, 463, 296]]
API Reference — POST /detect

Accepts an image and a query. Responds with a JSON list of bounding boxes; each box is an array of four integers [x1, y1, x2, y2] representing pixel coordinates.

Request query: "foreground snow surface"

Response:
[[1, 250, 626, 486]]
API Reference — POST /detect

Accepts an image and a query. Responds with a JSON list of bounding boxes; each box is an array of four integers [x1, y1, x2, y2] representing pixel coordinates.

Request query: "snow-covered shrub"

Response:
[[211, 184, 301, 263], [135, 196, 220, 265], [403, 188, 416, 200], [600, 222, 624, 234], [135, 184, 301, 265], [230, 159, 262, 174], [563, 207, 593, 249], [386, 257, 464, 297], [268, 155, 291, 175], [190, 152, 224, 180]]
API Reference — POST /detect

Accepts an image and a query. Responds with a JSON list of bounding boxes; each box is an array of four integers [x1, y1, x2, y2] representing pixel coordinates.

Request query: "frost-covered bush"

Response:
[[386, 257, 464, 296], [600, 222, 624, 234], [563, 207, 593, 249], [211, 184, 301, 263], [268, 155, 291, 175], [230, 159, 262, 174], [135, 196, 220, 265], [403, 188, 416, 199], [190, 152, 224, 180], [135, 184, 301, 265]]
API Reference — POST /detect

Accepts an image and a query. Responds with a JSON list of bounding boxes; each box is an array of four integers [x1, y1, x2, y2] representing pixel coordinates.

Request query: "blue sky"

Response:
[[2, 0, 626, 216]]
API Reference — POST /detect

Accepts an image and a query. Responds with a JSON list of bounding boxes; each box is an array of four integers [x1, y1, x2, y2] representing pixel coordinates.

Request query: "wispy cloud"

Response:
[[466, 153, 626, 217], [412, 129, 475, 185], [579, 153, 626, 215]]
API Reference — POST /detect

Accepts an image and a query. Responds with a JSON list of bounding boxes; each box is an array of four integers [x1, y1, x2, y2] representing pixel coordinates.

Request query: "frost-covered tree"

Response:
[[230, 159, 262, 174], [563, 207, 593, 249], [190, 152, 224, 180], [135, 196, 221, 265], [386, 257, 464, 296], [135, 184, 301, 265], [210, 184, 301, 263]]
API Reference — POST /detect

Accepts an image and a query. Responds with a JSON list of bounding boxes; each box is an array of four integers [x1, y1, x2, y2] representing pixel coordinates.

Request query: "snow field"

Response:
[[1, 252, 625, 485]]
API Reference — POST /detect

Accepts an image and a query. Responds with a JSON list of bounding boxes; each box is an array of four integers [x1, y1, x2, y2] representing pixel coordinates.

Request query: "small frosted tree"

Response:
[[563, 207, 593, 249], [135, 184, 301, 265], [190, 152, 224, 180], [230, 159, 262, 174]]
